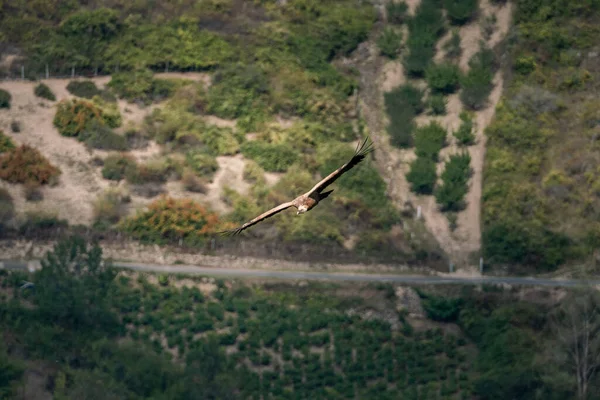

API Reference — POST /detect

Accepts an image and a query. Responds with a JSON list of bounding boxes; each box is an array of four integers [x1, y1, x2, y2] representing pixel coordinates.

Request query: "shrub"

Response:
[[126, 161, 167, 185], [93, 189, 126, 224], [384, 84, 424, 148], [414, 122, 447, 161], [377, 27, 403, 59], [185, 151, 219, 179], [481, 13, 497, 40], [92, 96, 122, 128], [120, 196, 220, 244], [0, 131, 15, 153], [10, 121, 21, 133], [108, 69, 153, 104], [200, 125, 240, 156], [182, 169, 208, 194], [460, 64, 494, 110], [0, 89, 11, 109], [34, 82, 56, 101], [403, 0, 445, 77], [53, 99, 104, 137], [79, 120, 128, 151], [419, 291, 464, 322], [240, 141, 298, 172], [0, 145, 61, 185], [435, 152, 472, 211], [387, 1, 409, 24], [0, 188, 14, 224], [406, 158, 437, 194], [66, 80, 101, 99], [427, 94, 447, 115], [443, 29, 462, 60], [453, 111, 475, 145], [101, 153, 137, 181], [426, 62, 461, 94], [444, 0, 479, 25], [24, 182, 43, 202], [242, 160, 266, 185]]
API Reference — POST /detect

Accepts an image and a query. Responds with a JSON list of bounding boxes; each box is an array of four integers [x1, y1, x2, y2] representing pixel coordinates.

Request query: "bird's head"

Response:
[[296, 205, 308, 215]]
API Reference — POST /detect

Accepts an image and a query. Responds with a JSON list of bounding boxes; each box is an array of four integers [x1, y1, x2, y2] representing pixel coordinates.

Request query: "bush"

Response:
[[240, 141, 298, 172], [53, 99, 104, 137], [453, 111, 475, 145], [406, 158, 437, 194], [79, 120, 128, 151], [66, 80, 101, 99], [182, 169, 208, 194], [10, 121, 21, 133], [185, 151, 219, 179], [0, 145, 61, 185], [0, 188, 14, 225], [444, 0, 479, 25], [120, 196, 220, 244], [0, 89, 11, 109], [377, 27, 403, 59], [403, 0, 445, 77], [443, 29, 462, 60], [242, 160, 265, 185], [414, 121, 447, 161], [426, 62, 461, 94], [460, 65, 494, 110], [0, 131, 15, 153], [419, 292, 464, 322], [387, 2, 409, 24], [384, 84, 424, 148], [126, 161, 168, 185], [93, 189, 126, 224], [427, 94, 447, 115], [435, 152, 472, 211], [108, 69, 153, 104], [101, 153, 137, 181], [34, 82, 56, 101]]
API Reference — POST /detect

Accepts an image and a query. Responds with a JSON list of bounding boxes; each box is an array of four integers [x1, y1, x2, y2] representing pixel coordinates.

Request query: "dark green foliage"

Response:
[[101, 153, 137, 181], [0, 89, 11, 109], [418, 291, 464, 322], [377, 27, 403, 59], [454, 111, 475, 145], [444, 0, 479, 25], [461, 44, 496, 110], [34, 83, 56, 101], [403, 0, 445, 77], [387, 2, 409, 24], [414, 121, 447, 161], [435, 152, 472, 211], [426, 62, 461, 93], [406, 158, 437, 194], [79, 120, 128, 151], [443, 29, 462, 60], [66, 80, 101, 98], [241, 141, 298, 172], [206, 64, 269, 119], [33, 236, 119, 334], [0, 340, 24, 398], [185, 150, 219, 179], [384, 84, 424, 148], [108, 69, 177, 104], [427, 94, 447, 115]]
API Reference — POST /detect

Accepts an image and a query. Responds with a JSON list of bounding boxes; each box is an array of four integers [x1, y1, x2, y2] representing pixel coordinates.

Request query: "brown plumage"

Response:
[[219, 137, 374, 236]]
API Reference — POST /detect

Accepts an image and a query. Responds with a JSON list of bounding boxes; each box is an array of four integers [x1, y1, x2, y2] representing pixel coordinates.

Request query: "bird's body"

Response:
[[219, 137, 374, 235]]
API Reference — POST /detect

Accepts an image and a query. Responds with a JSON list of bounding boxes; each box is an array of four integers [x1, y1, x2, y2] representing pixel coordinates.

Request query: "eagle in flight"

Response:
[[220, 137, 374, 236]]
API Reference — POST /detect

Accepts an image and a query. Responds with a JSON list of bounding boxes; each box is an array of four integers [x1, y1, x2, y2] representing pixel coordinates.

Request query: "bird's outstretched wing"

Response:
[[218, 201, 295, 236], [305, 136, 374, 197]]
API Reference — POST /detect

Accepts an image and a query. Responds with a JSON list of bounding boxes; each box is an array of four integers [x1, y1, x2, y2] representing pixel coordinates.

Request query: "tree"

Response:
[[32, 236, 119, 334], [551, 289, 600, 400]]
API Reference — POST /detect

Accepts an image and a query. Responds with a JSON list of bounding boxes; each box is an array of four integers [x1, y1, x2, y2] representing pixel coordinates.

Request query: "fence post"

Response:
[[479, 257, 484, 273], [45, 64, 49, 79], [21, 66, 24, 80], [416, 206, 421, 219], [94, 66, 98, 76], [71, 67, 75, 79], [211, 238, 215, 251], [165, 61, 169, 73], [449, 262, 454, 273]]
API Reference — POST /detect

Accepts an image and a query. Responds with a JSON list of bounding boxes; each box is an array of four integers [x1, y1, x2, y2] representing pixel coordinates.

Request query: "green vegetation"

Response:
[[0, 131, 15, 153], [443, 29, 462, 61], [482, 0, 600, 271], [66, 80, 102, 98], [444, 0, 479, 25], [34, 82, 56, 101], [0, 188, 15, 226], [427, 94, 447, 115], [384, 83, 424, 148], [386, 2, 409, 24], [403, 0, 445, 77], [185, 150, 219, 179], [0, 237, 592, 399], [414, 122, 448, 161], [377, 27, 403, 59], [406, 158, 437, 195], [241, 141, 298, 173], [460, 43, 496, 110], [426, 62, 461, 94], [453, 111, 476, 146], [0, 144, 61, 185], [53, 98, 121, 138], [101, 153, 137, 181], [435, 152, 471, 212], [108, 69, 180, 104], [0, 89, 10, 109]]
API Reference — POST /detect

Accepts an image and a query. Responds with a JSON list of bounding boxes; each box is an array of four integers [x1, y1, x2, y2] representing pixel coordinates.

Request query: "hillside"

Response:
[[0, 0, 600, 274], [2, 237, 598, 399]]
